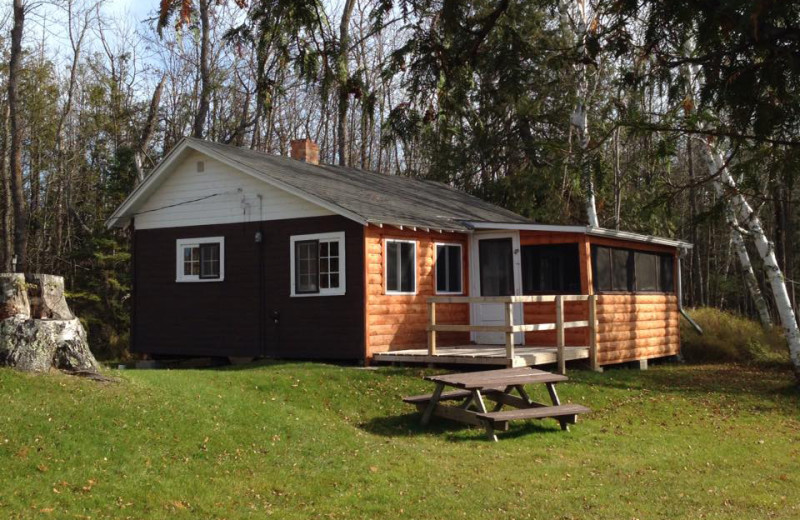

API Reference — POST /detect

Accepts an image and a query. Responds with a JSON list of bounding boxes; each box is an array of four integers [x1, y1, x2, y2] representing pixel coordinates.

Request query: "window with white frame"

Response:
[[385, 239, 416, 294], [435, 243, 463, 294], [176, 237, 225, 282], [290, 231, 346, 296]]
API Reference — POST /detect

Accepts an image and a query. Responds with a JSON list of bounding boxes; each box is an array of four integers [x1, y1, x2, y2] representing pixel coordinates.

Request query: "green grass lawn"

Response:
[[1, 362, 799, 519]]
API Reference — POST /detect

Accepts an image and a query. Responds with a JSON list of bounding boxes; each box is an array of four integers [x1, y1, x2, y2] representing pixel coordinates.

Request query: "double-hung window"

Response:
[[435, 243, 462, 294], [385, 239, 416, 294], [290, 231, 346, 296], [176, 237, 225, 282]]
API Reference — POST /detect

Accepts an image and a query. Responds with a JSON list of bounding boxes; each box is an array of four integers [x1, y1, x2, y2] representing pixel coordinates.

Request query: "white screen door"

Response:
[[470, 232, 524, 344]]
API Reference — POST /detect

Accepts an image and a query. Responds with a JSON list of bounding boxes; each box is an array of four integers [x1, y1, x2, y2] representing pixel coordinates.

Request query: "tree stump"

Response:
[[0, 273, 99, 374], [0, 273, 30, 320]]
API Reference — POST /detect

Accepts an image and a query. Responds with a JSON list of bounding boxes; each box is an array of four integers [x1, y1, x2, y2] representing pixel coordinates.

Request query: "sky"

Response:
[[104, 0, 158, 22]]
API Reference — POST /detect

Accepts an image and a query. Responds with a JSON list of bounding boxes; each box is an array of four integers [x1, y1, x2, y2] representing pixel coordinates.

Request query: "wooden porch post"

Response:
[[428, 301, 437, 355], [556, 295, 565, 375], [504, 300, 514, 364], [589, 294, 599, 371]]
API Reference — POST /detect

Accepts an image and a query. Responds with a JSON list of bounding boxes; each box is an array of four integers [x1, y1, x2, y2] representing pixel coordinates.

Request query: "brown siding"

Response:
[[133, 221, 262, 357], [263, 216, 365, 360], [364, 226, 470, 358], [133, 215, 365, 360]]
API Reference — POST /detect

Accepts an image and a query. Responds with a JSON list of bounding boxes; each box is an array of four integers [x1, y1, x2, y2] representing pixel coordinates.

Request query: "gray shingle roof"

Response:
[[192, 138, 532, 231]]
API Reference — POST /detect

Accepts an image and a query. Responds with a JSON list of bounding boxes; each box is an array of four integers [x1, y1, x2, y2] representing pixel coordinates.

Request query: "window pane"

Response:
[[329, 258, 339, 274], [635, 252, 658, 291], [329, 241, 339, 256], [329, 273, 339, 288], [400, 242, 415, 292], [320, 274, 329, 289], [612, 249, 632, 291], [320, 258, 329, 275], [387, 241, 399, 291], [320, 241, 329, 257], [448, 246, 462, 292], [660, 255, 675, 292], [295, 240, 319, 293], [200, 243, 220, 279], [436, 245, 448, 292]]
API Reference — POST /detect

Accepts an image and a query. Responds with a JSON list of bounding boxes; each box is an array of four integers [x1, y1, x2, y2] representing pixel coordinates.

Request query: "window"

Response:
[[521, 244, 581, 294], [386, 240, 416, 294], [176, 237, 225, 282], [435, 243, 463, 294], [290, 232, 346, 296], [592, 245, 675, 293]]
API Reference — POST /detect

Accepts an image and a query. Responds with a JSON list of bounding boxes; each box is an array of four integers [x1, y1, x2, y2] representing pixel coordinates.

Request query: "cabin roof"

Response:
[[107, 137, 531, 232], [107, 137, 690, 249]]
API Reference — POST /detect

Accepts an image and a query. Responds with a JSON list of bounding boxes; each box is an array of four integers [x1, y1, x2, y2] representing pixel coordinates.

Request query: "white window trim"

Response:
[[176, 236, 225, 283], [384, 239, 417, 295], [434, 242, 464, 295], [290, 231, 346, 297]]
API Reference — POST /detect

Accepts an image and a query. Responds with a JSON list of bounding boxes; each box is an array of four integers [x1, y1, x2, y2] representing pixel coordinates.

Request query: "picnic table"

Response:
[[403, 367, 590, 441]]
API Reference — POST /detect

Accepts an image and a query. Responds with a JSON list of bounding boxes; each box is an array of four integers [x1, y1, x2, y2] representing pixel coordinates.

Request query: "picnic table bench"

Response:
[[403, 367, 590, 441]]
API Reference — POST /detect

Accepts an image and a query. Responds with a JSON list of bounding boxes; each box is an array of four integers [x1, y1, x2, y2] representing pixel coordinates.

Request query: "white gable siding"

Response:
[[134, 151, 333, 230]]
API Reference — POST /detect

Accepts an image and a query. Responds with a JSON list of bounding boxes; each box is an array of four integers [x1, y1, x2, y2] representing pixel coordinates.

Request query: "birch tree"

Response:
[[681, 46, 772, 329], [559, 0, 599, 227], [700, 143, 800, 376]]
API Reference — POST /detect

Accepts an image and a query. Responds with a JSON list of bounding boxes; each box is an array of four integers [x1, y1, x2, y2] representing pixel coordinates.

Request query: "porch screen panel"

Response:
[[660, 254, 675, 292], [479, 238, 514, 296], [634, 252, 658, 291], [521, 243, 580, 294], [612, 248, 633, 291], [592, 246, 612, 292]]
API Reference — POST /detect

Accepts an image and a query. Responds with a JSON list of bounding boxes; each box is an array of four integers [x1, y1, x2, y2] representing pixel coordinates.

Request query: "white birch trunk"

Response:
[[700, 143, 800, 376], [560, 0, 599, 227], [712, 181, 773, 328]]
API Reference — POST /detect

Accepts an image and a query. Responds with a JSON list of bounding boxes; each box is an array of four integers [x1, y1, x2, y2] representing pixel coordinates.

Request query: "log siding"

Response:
[[518, 230, 681, 365], [364, 226, 470, 359]]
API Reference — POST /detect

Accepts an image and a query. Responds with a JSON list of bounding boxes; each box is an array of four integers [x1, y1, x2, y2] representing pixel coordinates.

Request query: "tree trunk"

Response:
[[192, 0, 211, 139], [336, 0, 357, 166], [0, 104, 11, 271], [8, 0, 27, 272], [135, 75, 166, 183], [0, 272, 98, 373], [701, 142, 800, 379]]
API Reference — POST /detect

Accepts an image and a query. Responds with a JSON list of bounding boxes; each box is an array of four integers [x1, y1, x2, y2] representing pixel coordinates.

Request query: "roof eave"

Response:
[[465, 222, 693, 249]]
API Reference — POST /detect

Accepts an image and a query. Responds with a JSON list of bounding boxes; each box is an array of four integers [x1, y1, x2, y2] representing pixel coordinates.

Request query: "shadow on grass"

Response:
[[359, 411, 564, 442]]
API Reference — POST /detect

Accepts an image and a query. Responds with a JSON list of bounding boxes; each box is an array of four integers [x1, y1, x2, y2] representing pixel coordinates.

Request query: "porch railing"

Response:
[[426, 294, 598, 374]]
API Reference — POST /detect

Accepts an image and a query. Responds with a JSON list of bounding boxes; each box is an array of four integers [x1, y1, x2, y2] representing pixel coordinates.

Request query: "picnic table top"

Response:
[[424, 367, 568, 390]]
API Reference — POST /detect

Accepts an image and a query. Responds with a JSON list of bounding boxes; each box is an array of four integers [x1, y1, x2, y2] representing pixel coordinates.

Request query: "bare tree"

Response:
[[8, 0, 27, 272]]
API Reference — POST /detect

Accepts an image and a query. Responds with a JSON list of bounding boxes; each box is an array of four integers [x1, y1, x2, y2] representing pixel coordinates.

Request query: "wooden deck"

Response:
[[373, 345, 590, 368]]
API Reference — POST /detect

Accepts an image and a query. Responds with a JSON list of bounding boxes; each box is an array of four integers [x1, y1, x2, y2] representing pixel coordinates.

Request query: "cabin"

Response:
[[107, 137, 692, 370]]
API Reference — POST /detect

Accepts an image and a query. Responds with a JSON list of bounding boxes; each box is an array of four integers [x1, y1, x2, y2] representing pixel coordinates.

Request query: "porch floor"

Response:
[[373, 345, 590, 368]]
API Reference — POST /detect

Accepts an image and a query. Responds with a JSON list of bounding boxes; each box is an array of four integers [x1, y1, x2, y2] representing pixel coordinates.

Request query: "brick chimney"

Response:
[[290, 138, 320, 165]]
